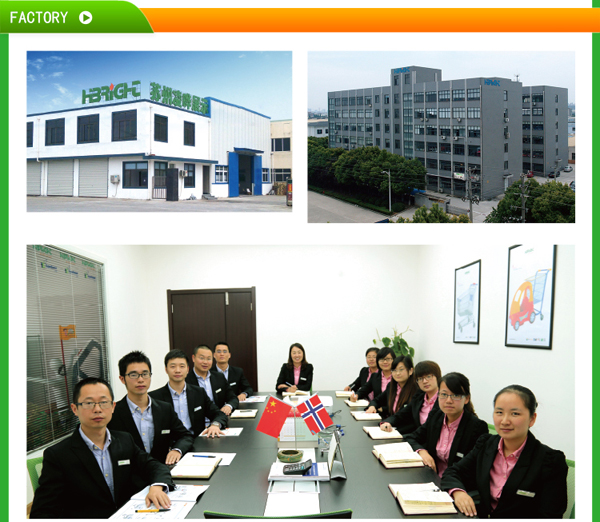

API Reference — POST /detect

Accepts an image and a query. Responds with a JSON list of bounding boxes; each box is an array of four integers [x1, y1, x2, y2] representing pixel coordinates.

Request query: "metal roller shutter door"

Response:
[[47, 159, 74, 196], [79, 158, 108, 197], [27, 161, 42, 196]]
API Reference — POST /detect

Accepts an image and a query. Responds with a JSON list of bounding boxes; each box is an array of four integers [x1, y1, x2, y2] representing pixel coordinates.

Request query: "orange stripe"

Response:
[[141, 8, 600, 33]]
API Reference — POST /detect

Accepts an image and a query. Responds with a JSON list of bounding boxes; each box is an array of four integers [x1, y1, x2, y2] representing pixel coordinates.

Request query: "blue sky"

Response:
[[27, 51, 292, 119], [308, 52, 575, 111]]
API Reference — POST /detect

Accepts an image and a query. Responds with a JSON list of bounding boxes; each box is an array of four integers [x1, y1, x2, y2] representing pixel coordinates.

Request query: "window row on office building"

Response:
[[328, 66, 568, 199], [27, 98, 274, 200]]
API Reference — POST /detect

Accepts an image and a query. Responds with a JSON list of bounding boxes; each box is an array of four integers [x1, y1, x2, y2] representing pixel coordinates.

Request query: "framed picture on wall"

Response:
[[453, 260, 481, 344], [505, 245, 556, 349]]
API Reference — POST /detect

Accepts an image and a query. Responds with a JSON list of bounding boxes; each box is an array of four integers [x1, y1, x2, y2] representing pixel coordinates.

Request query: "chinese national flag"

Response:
[[256, 396, 293, 438]]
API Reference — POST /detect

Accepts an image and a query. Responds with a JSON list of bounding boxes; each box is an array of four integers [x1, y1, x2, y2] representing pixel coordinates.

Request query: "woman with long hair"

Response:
[[276, 343, 313, 393]]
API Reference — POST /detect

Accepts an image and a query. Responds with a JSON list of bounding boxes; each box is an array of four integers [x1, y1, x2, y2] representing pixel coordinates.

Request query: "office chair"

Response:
[[204, 509, 352, 519], [564, 459, 575, 519], [26, 456, 44, 492]]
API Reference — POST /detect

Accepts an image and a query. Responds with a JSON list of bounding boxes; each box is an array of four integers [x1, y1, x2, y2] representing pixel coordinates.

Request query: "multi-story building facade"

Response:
[[270, 119, 292, 183], [328, 66, 568, 200], [521, 86, 569, 175], [307, 118, 329, 137]]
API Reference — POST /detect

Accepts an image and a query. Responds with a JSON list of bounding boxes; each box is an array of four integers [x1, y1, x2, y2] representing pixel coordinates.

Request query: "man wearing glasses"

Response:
[[30, 377, 174, 519], [108, 351, 193, 467], [213, 342, 254, 402]]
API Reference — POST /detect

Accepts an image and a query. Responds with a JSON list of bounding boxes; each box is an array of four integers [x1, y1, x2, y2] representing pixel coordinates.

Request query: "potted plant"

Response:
[[373, 326, 415, 358]]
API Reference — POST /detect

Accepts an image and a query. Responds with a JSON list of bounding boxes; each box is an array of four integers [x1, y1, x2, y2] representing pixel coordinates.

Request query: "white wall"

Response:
[[60, 244, 574, 460]]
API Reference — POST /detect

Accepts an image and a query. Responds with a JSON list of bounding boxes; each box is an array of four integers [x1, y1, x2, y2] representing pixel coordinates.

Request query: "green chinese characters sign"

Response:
[[150, 82, 208, 115], [82, 80, 141, 104]]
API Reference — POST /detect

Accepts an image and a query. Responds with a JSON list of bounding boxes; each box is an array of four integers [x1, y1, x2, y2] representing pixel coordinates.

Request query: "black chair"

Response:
[[204, 509, 352, 519]]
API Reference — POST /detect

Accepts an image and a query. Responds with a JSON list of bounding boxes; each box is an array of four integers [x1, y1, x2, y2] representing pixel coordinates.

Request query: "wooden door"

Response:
[[167, 287, 257, 391]]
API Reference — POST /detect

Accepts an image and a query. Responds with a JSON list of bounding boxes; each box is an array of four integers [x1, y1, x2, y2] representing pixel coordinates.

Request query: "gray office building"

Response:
[[328, 66, 568, 200]]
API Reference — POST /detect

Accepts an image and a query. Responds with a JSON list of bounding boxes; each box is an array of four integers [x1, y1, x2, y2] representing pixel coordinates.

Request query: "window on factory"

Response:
[[467, 88, 480, 100], [335, 98, 341, 106], [385, 138, 390, 148], [467, 107, 480, 119], [555, 94, 559, 103], [350, 124, 356, 131], [335, 123, 341, 131], [366, 137, 373, 146], [415, 141, 425, 151], [350, 109, 356, 118], [394, 139, 400, 148], [468, 145, 481, 157], [414, 92, 424, 103], [183, 163, 195, 188], [365, 96, 372, 105], [440, 143, 451, 154], [468, 164, 481, 176], [112, 110, 137, 142], [555, 122, 558, 129], [453, 144, 465, 155], [45, 118, 65, 146], [467, 126, 480, 138], [316, 129, 323, 135], [374, 124, 380, 132], [366, 123, 373, 132], [394, 109, 400, 118], [523, 161, 531, 170], [376, 138, 381, 146], [426, 108, 437, 119], [262, 168, 270, 183], [440, 160, 451, 171], [452, 89, 465, 101], [523, 149, 530, 157], [329, 98, 335, 107], [533, 108, 544, 116], [349, 97, 355, 106], [343, 124, 349, 131], [416, 157, 425, 167], [365, 109, 373, 118], [533, 136, 544, 144], [523, 95, 530, 103], [425, 91, 437, 102], [504, 143, 508, 153], [427, 142, 437, 153], [453, 162, 465, 173], [504, 161, 509, 170], [556, 148, 559, 156], [154, 114, 168, 143], [439, 125, 451, 136], [394, 75, 399, 86], [453, 126, 465, 137], [342, 110, 349, 118], [532, 164, 544, 173], [215, 165, 229, 183], [342, 97, 348, 106], [532, 94, 543, 103], [522, 108, 531, 116], [375, 110, 380, 117], [556, 135, 559, 142], [415, 109, 425, 119], [555, 108, 559, 116], [356, 96, 363, 105], [394, 124, 400, 133], [272, 138, 291, 151], [77, 114, 100, 144], [357, 137, 364, 146], [357, 109, 364, 118], [350, 136, 357, 144], [385, 124, 390, 133], [532, 150, 544, 159], [394, 94, 400, 104], [405, 73, 411, 84], [385, 109, 390, 118], [375, 95, 380, 103], [523, 123, 531, 130], [452, 107, 465, 119], [183, 121, 195, 147], [274, 169, 292, 182], [503, 90, 508, 101], [403, 93, 412, 102], [426, 126, 437, 136], [438, 90, 450, 101], [27, 122, 33, 147], [523, 136, 530, 144], [414, 125, 424, 135], [358, 123, 364, 132], [123, 161, 148, 188], [335, 110, 341, 118], [533, 123, 544, 131], [384, 95, 390, 104], [439, 108, 450, 119], [426, 158, 438, 170]]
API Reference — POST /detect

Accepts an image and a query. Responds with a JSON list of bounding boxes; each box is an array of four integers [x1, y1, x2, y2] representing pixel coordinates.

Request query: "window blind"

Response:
[[27, 245, 109, 452]]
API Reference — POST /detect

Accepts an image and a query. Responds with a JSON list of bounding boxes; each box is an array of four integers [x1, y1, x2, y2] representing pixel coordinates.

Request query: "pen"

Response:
[[237, 409, 253, 412], [135, 509, 171, 513], [193, 455, 217, 458]]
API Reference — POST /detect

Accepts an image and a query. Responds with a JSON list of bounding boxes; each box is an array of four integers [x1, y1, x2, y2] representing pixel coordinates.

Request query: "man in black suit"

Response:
[[185, 345, 239, 415], [213, 341, 254, 402], [150, 349, 227, 437], [30, 377, 174, 519], [108, 351, 193, 466]]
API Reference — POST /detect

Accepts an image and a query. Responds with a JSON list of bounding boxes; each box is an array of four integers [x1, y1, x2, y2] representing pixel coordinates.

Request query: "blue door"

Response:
[[252, 155, 263, 195], [228, 152, 239, 197]]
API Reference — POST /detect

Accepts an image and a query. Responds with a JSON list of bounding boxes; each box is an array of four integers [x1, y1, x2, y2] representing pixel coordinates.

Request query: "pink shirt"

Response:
[[293, 366, 301, 385], [489, 436, 528, 510], [380, 373, 392, 399], [366, 370, 376, 401], [392, 384, 402, 412], [420, 391, 438, 426], [435, 412, 463, 477]]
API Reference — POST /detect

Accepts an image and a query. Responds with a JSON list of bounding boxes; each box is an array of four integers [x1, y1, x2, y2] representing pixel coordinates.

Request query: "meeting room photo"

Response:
[[24, 243, 578, 519]]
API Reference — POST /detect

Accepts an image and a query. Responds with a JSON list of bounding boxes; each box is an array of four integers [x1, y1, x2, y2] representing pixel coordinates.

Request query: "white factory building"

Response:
[[27, 96, 272, 199]]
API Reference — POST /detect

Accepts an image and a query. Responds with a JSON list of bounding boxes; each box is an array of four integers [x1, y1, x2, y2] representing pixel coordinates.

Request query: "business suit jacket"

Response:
[[219, 365, 254, 398], [356, 371, 387, 401], [149, 383, 228, 435], [348, 367, 378, 392], [383, 389, 440, 435], [405, 409, 488, 470], [185, 370, 240, 410], [108, 396, 194, 464], [276, 363, 314, 392], [441, 432, 568, 519], [30, 428, 174, 519]]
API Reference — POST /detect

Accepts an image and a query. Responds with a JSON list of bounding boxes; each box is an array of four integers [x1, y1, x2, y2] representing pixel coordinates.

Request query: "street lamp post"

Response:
[[382, 170, 391, 212]]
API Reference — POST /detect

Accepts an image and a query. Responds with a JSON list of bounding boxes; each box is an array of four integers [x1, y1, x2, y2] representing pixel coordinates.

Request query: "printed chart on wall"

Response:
[[505, 245, 556, 349], [453, 260, 480, 344]]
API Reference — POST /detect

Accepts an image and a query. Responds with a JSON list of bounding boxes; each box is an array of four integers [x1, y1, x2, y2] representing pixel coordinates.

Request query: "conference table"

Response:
[[179, 391, 464, 519]]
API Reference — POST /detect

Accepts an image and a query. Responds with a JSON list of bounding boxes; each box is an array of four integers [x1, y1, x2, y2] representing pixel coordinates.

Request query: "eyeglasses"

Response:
[[439, 392, 465, 401], [416, 374, 435, 383], [125, 371, 151, 379], [76, 401, 113, 410], [380, 357, 394, 363], [392, 368, 406, 375], [215, 350, 229, 355]]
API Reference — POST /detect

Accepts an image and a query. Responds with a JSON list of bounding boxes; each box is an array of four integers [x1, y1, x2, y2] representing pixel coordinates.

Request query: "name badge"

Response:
[[118, 459, 130, 466], [194, 406, 202, 412], [230, 382, 237, 386], [517, 490, 535, 498], [161, 429, 170, 434], [215, 388, 222, 394], [300, 377, 307, 381], [456, 452, 464, 458]]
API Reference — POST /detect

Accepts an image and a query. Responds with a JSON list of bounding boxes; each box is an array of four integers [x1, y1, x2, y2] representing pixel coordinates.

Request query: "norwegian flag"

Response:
[[296, 394, 333, 435]]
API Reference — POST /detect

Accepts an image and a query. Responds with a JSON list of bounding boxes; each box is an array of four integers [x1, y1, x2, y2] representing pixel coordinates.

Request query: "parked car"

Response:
[[569, 181, 575, 191], [526, 170, 534, 178], [563, 165, 573, 172], [548, 171, 561, 178]]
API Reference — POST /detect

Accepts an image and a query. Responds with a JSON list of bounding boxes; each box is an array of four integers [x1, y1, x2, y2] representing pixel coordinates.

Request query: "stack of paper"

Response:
[[230, 409, 258, 418], [200, 427, 243, 437], [264, 481, 320, 517], [351, 411, 382, 421], [170, 454, 222, 479], [335, 391, 353, 398], [283, 389, 310, 397], [388, 482, 457, 515], [372, 442, 423, 468], [344, 399, 369, 407], [363, 425, 402, 440], [239, 395, 267, 403]]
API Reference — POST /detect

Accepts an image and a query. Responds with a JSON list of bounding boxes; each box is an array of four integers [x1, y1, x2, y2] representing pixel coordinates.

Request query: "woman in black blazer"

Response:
[[276, 343, 314, 392], [349, 347, 394, 403], [441, 385, 568, 519], [404, 372, 488, 477], [380, 360, 442, 435], [365, 355, 418, 418], [344, 347, 379, 392]]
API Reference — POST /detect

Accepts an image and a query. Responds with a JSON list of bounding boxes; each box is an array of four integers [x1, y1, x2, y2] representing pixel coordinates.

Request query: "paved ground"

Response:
[[308, 191, 389, 223], [27, 195, 291, 212]]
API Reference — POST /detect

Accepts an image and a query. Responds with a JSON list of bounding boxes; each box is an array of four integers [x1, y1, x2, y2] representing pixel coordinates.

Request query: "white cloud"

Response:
[[53, 83, 68, 95], [27, 74, 35, 82], [27, 59, 44, 71], [49, 72, 64, 78], [46, 56, 64, 62], [239, 54, 246, 59]]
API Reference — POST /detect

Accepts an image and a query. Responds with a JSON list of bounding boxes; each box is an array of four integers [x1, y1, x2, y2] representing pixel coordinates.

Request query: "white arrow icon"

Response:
[[79, 11, 92, 24]]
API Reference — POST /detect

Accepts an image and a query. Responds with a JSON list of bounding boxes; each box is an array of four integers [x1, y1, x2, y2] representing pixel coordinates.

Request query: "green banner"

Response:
[[0, 1, 152, 33]]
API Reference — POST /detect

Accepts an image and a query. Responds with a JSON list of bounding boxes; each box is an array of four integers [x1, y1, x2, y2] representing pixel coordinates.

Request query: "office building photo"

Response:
[[327, 65, 568, 200]]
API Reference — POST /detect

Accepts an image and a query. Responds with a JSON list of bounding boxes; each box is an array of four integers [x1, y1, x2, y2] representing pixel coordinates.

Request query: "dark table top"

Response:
[[180, 392, 464, 519]]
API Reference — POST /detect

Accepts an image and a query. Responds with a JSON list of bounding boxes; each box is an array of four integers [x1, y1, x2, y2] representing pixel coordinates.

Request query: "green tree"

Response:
[[485, 179, 575, 223], [395, 204, 470, 223], [307, 137, 343, 188]]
